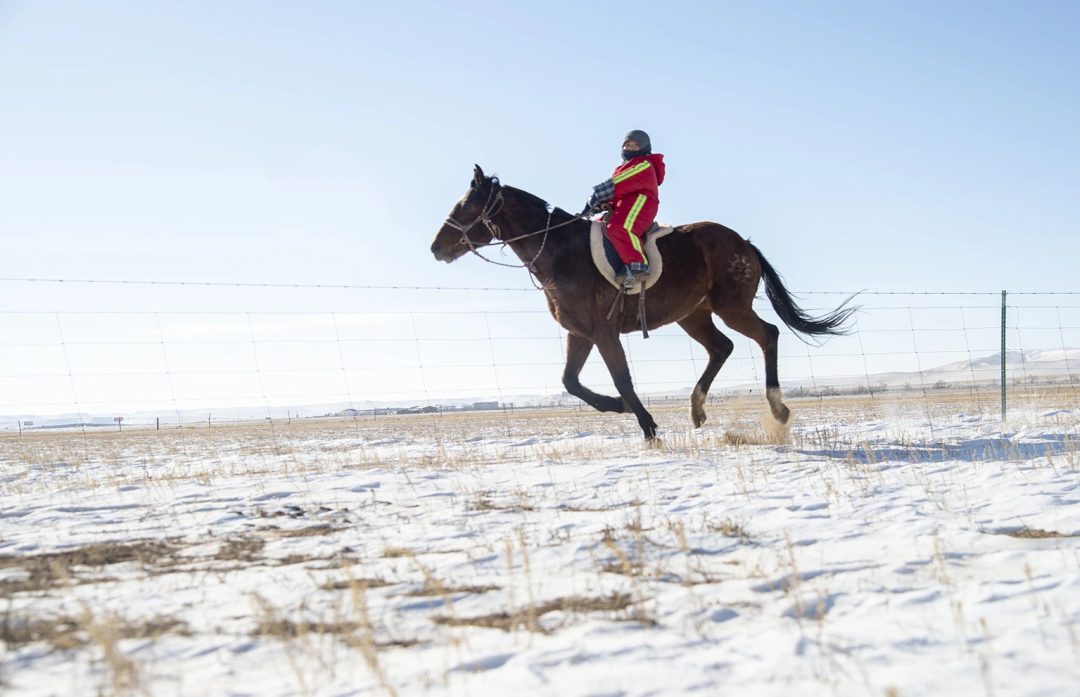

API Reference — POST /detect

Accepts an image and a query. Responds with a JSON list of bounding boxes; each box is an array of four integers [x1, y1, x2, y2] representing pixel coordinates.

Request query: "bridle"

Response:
[[442, 181, 507, 247], [442, 180, 582, 289]]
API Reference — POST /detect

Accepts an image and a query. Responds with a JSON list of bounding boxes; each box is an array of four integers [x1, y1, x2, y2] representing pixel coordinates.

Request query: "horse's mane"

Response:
[[500, 183, 578, 227]]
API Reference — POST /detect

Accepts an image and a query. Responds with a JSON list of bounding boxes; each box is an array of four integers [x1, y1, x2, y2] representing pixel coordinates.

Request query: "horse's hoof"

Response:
[[691, 409, 707, 429], [643, 424, 659, 441], [773, 405, 791, 425]]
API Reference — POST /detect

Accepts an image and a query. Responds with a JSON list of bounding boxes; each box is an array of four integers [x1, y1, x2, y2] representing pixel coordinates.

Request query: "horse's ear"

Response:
[[473, 164, 485, 187]]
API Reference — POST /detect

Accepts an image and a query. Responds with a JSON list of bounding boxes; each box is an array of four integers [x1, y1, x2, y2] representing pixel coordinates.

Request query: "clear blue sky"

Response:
[[1, 1, 1078, 416], [3, 0, 1078, 292]]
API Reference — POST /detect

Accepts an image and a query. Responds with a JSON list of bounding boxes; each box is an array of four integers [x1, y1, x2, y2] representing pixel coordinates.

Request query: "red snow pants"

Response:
[[606, 193, 658, 266]]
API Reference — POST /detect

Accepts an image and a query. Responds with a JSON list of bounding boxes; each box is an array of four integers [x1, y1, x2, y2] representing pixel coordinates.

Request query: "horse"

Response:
[[430, 165, 854, 440]]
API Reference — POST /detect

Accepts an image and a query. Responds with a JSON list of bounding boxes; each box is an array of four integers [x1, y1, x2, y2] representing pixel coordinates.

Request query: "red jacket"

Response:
[[590, 153, 666, 210], [610, 153, 665, 203]]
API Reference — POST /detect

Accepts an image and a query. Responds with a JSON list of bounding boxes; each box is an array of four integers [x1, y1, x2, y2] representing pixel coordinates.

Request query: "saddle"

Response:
[[589, 221, 679, 295]]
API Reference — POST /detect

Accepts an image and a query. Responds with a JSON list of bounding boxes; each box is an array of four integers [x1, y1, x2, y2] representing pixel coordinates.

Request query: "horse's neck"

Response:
[[500, 194, 554, 271], [497, 189, 589, 285]]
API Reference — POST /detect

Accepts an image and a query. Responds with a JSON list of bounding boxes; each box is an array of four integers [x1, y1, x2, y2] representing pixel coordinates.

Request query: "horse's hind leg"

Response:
[[594, 332, 658, 440], [562, 332, 626, 414], [677, 307, 735, 428], [717, 307, 792, 427]]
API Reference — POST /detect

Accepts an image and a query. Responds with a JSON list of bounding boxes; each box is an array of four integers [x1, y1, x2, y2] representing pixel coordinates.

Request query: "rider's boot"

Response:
[[628, 261, 651, 279], [615, 267, 636, 291]]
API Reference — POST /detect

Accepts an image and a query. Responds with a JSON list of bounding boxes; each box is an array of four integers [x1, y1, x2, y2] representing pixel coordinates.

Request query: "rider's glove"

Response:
[[580, 195, 600, 217]]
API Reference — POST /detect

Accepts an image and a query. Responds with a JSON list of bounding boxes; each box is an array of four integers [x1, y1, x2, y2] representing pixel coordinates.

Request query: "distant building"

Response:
[[471, 401, 499, 411], [398, 405, 439, 415], [340, 408, 360, 417]]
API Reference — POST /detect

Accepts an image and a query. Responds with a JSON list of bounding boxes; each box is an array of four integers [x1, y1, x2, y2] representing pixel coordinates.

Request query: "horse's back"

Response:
[[677, 221, 748, 247], [669, 222, 761, 305]]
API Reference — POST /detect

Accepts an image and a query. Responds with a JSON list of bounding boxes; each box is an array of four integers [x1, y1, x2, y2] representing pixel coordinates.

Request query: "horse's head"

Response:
[[430, 165, 503, 263]]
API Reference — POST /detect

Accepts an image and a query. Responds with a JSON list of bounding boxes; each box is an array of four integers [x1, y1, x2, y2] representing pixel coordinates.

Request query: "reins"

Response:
[[442, 182, 583, 290]]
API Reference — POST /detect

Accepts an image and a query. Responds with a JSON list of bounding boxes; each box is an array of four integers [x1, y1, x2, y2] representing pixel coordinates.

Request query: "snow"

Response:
[[2, 406, 1080, 696]]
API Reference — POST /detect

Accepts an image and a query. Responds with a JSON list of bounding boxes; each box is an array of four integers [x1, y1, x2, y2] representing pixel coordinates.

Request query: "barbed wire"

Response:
[[0, 277, 537, 292], [2, 277, 1077, 296]]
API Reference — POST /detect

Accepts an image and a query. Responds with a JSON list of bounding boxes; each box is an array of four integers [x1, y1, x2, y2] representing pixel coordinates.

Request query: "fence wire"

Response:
[[1, 287, 1079, 431]]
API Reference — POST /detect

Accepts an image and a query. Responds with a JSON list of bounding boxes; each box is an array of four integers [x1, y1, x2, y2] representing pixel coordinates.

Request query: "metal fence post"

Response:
[[1001, 289, 1007, 421]]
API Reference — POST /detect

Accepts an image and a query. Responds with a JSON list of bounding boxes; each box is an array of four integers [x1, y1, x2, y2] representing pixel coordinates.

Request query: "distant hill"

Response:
[[714, 349, 1080, 396]]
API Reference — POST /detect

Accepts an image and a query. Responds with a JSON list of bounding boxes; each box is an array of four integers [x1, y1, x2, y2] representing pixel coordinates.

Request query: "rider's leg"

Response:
[[609, 196, 657, 278]]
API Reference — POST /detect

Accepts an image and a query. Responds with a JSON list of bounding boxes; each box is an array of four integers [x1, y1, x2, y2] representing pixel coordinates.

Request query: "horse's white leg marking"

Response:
[[690, 385, 707, 428], [763, 386, 792, 443]]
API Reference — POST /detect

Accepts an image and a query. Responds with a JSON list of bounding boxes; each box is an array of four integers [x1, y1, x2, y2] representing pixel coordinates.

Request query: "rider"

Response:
[[580, 130, 666, 288]]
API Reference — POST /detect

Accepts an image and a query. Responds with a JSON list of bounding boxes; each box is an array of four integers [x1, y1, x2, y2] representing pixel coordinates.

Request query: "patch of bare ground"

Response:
[[0, 540, 178, 596], [381, 546, 464, 558], [559, 499, 645, 513], [600, 559, 646, 576], [249, 618, 422, 649], [264, 524, 338, 538], [214, 536, 265, 561], [403, 583, 500, 597], [467, 497, 536, 512], [320, 578, 393, 591], [1, 611, 188, 651], [992, 528, 1077, 539], [432, 592, 637, 632]]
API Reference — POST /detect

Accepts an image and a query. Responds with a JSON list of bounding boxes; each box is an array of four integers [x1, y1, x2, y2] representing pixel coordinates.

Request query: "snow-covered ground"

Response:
[[2, 400, 1080, 696]]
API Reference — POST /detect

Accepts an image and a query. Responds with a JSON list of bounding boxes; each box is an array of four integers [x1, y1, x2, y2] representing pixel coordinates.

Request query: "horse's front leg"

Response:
[[594, 332, 658, 440], [562, 332, 626, 414]]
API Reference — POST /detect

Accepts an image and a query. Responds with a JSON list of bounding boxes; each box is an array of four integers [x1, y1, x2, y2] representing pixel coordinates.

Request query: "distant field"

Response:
[[2, 391, 1080, 695]]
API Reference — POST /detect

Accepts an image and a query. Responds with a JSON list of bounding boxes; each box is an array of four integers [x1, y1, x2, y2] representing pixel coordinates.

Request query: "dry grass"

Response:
[[993, 528, 1076, 539], [1, 383, 1075, 494], [705, 516, 753, 542], [320, 578, 393, 591], [213, 537, 266, 561], [1, 608, 188, 652], [0, 540, 177, 596], [403, 583, 499, 597], [432, 593, 635, 632], [266, 525, 338, 538], [1, 387, 1078, 694]]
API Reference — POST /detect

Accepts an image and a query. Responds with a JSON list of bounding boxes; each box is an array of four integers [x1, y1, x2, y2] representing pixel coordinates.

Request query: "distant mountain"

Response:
[[716, 349, 1080, 395], [0, 396, 549, 429]]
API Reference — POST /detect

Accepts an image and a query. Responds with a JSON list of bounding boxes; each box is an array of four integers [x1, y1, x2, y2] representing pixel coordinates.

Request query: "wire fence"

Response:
[[2, 283, 1079, 431]]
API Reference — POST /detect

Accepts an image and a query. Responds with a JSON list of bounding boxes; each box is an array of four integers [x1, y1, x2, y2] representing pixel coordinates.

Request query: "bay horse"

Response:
[[430, 166, 854, 440]]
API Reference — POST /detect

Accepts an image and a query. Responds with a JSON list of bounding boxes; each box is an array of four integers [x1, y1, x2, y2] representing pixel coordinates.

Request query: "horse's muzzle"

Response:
[[430, 239, 452, 263], [430, 236, 465, 263]]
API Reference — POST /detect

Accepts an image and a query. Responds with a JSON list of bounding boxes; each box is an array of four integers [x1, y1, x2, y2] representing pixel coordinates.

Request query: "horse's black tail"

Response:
[[749, 242, 858, 339]]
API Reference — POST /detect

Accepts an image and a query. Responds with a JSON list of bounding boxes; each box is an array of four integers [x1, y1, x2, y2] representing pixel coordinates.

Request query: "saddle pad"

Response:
[[590, 221, 678, 294]]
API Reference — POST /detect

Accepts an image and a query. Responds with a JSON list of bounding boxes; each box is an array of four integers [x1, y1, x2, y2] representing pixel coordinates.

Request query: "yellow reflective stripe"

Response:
[[629, 231, 644, 254], [612, 160, 651, 184], [624, 194, 648, 234]]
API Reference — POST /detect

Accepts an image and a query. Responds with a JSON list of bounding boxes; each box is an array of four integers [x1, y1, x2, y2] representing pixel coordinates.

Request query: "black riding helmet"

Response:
[[622, 129, 652, 161]]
